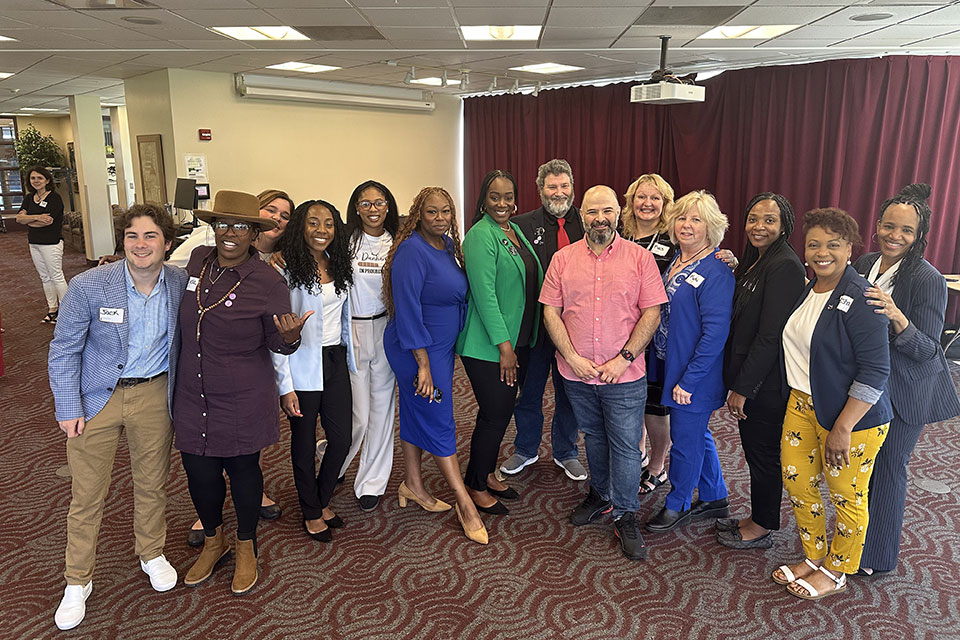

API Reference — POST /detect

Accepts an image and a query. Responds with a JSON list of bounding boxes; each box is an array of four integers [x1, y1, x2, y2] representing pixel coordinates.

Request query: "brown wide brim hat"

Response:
[[194, 189, 277, 231]]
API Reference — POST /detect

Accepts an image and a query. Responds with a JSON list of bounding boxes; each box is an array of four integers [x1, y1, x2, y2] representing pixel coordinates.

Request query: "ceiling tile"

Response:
[[3, 10, 111, 29], [386, 40, 467, 49], [265, 8, 370, 25], [901, 5, 960, 25], [814, 5, 933, 26], [621, 25, 709, 39], [453, 8, 548, 25], [377, 27, 462, 41], [150, 0, 257, 7], [650, 0, 748, 5], [548, 7, 645, 28], [249, 0, 350, 6], [354, 0, 449, 6], [167, 39, 255, 49], [757, 38, 839, 47], [450, 0, 548, 6], [773, 24, 885, 40], [362, 8, 457, 27], [172, 9, 283, 26], [725, 6, 845, 25], [637, 5, 743, 26], [0, 28, 99, 46], [612, 36, 677, 49]]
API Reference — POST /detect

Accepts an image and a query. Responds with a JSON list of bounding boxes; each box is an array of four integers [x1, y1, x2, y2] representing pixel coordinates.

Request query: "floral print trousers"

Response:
[[781, 389, 888, 574]]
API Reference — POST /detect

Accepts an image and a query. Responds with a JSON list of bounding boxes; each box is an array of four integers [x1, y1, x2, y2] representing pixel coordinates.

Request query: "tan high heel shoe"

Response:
[[455, 504, 488, 545], [398, 481, 452, 512]]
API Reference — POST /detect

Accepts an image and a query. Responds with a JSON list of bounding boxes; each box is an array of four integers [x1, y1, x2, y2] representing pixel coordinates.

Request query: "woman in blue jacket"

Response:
[[645, 191, 735, 533], [774, 208, 891, 600], [854, 184, 960, 575]]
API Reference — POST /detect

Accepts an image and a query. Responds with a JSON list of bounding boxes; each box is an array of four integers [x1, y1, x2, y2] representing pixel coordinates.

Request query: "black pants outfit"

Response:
[[181, 451, 263, 541], [736, 391, 788, 530], [462, 346, 530, 492], [288, 345, 353, 521]]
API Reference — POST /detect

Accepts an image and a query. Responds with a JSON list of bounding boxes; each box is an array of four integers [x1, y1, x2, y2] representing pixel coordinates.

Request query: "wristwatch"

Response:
[[619, 348, 635, 362]]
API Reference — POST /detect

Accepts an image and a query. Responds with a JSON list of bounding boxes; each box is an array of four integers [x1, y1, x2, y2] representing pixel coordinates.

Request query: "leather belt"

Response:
[[118, 372, 167, 388], [353, 311, 388, 321]]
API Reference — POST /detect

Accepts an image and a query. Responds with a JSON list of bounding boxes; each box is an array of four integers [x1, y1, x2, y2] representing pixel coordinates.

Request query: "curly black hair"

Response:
[[278, 199, 354, 296], [344, 180, 400, 257]]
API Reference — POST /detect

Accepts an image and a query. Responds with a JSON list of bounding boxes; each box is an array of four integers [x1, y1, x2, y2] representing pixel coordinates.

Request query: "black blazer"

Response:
[[853, 253, 960, 424], [512, 205, 583, 274], [723, 244, 806, 399]]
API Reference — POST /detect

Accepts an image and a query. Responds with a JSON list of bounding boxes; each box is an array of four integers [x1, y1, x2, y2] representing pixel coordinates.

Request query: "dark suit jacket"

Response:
[[854, 253, 960, 424], [723, 244, 806, 399]]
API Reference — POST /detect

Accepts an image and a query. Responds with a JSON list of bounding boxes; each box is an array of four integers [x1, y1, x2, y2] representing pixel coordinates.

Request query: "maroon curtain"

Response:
[[464, 56, 960, 277]]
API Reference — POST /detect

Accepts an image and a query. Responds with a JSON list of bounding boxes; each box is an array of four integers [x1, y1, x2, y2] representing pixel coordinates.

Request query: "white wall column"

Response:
[[109, 106, 136, 209], [69, 94, 113, 260]]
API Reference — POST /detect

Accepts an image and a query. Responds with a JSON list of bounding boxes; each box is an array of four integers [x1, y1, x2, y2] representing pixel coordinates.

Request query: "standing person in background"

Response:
[[16, 166, 67, 324], [458, 170, 543, 516], [337, 180, 400, 512], [854, 183, 960, 575], [500, 159, 587, 482], [718, 193, 805, 549]]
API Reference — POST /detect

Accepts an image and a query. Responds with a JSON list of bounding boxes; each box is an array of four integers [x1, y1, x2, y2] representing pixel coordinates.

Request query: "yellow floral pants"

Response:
[[781, 389, 888, 574]]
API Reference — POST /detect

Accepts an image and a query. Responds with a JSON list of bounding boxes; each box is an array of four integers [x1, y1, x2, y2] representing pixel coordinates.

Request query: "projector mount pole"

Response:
[[650, 35, 671, 83]]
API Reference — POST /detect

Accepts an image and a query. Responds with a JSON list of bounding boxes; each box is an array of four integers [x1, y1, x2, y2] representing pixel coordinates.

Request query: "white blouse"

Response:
[[782, 288, 833, 395]]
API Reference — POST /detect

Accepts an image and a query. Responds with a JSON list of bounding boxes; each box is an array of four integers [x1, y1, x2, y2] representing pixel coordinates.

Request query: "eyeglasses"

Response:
[[358, 199, 388, 211], [212, 221, 254, 232]]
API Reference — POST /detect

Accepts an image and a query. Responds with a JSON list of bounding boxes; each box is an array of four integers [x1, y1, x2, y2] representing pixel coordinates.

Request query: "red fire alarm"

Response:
[[198, 129, 212, 141]]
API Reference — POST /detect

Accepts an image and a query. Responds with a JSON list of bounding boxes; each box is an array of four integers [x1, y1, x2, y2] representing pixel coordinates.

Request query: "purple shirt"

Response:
[[173, 246, 295, 457]]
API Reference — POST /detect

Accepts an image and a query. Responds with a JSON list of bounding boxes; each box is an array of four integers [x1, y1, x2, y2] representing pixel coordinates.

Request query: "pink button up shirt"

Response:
[[539, 234, 667, 385]]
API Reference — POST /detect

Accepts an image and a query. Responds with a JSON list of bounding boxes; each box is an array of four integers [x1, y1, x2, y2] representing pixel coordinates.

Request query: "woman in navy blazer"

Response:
[[775, 208, 892, 601], [645, 191, 735, 533], [853, 183, 960, 575]]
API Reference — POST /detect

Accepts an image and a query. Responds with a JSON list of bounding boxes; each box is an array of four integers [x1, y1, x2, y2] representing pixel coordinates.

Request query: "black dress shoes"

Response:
[[259, 503, 282, 520], [645, 506, 692, 532], [689, 498, 730, 520], [358, 495, 380, 511], [488, 486, 520, 500], [304, 521, 332, 542], [476, 500, 509, 515], [323, 514, 345, 528]]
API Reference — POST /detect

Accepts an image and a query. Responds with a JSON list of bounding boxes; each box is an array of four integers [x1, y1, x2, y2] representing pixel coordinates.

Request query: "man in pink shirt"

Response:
[[539, 185, 667, 561]]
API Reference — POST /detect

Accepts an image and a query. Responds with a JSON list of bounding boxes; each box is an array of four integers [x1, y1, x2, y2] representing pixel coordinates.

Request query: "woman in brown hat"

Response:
[[174, 190, 311, 595]]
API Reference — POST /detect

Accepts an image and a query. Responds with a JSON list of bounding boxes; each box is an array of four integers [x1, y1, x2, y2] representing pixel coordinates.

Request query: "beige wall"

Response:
[[123, 69, 177, 207]]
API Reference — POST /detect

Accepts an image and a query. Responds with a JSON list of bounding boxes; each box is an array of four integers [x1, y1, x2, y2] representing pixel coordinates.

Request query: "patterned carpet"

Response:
[[1, 229, 958, 640]]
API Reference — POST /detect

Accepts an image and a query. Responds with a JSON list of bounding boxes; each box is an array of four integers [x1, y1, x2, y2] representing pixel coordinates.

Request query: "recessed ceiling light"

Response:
[[0, 72, 14, 79], [20, 107, 58, 112], [697, 25, 799, 39], [0, 35, 18, 42], [101, 102, 124, 107], [460, 25, 541, 41], [509, 62, 584, 75], [122, 16, 161, 25], [849, 12, 894, 22], [211, 26, 309, 41], [410, 76, 459, 86], [266, 61, 340, 73]]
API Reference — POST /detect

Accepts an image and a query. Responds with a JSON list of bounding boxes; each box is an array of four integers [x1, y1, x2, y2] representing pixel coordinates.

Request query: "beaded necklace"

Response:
[[195, 259, 244, 341]]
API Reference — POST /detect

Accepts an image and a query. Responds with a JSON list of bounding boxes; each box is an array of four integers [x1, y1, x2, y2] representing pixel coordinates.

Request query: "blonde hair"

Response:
[[665, 190, 728, 248], [621, 174, 675, 239]]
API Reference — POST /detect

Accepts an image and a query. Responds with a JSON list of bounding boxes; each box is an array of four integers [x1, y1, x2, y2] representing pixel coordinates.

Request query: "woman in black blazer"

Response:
[[718, 193, 805, 549], [853, 183, 960, 575]]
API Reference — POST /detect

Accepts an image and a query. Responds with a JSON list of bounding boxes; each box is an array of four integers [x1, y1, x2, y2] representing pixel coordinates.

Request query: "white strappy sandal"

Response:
[[772, 558, 821, 585], [790, 565, 847, 600]]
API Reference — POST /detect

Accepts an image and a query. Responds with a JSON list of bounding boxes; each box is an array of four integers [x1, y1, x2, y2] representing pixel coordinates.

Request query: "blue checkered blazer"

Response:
[[48, 259, 189, 421]]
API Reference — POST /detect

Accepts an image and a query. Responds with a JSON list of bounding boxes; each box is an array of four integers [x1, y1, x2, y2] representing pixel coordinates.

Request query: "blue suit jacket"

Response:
[[661, 249, 735, 412], [782, 265, 893, 431], [854, 253, 960, 424], [49, 259, 189, 421]]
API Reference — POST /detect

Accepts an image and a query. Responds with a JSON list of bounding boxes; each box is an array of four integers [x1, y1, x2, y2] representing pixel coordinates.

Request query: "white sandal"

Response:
[[772, 558, 820, 585], [790, 566, 847, 600]]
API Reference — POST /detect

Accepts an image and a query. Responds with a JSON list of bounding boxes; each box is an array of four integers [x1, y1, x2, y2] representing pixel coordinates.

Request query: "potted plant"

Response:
[[13, 124, 65, 175]]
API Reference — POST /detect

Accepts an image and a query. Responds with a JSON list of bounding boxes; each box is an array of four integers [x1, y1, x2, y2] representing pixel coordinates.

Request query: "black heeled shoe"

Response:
[[475, 500, 509, 515], [303, 521, 332, 542], [488, 486, 520, 500], [323, 515, 344, 529]]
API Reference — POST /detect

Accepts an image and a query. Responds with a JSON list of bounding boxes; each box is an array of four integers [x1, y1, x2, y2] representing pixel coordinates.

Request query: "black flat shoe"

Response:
[[187, 527, 205, 547], [476, 500, 509, 515], [645, 506, 692, 532], [358, 495, 380, 511], [488, 486, 520, 500], [716, 528, 774, 549], [715, 517, 740, 532], [259, 503, 282, 520], [324, 515, 345, 529], [304, 521, 332, 542], [689, 498, 730, 520]]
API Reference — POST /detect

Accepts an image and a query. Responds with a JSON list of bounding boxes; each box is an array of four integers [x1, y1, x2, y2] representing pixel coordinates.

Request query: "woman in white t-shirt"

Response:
[[337, 180, 401, 512]]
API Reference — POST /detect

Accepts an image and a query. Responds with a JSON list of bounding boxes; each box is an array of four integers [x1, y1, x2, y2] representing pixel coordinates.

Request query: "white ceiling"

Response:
[[1, 0, 959, 113]]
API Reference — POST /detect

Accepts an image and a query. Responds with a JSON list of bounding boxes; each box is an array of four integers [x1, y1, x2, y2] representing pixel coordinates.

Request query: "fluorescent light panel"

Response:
[[20, 107, 58, 112], [460, 25, 541, 41], [0, 72, 14, 79], [411, 76, 459, 86], [266, 61, 340, 73], [509, 62, 584, 75], [211, 26, 309, 41], [697, 25, 799, 39], [0, 35, 17, 42]]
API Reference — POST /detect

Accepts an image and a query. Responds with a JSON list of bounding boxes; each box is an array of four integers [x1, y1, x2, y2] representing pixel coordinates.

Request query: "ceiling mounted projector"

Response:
[[631, 35, 706, 105]]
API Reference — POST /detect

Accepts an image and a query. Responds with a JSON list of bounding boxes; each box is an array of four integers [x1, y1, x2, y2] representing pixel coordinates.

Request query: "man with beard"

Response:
[[501, 159, 588, 482], [538, 186, 666, 560]]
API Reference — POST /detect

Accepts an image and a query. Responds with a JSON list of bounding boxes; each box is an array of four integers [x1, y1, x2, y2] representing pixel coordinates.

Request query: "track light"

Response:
[[488, 76, 497, 92], [459, 71, 470, 90], [533, 81, 542, 97], [509, 78, 519, 94], [403, 66, 416, 85], [441, 69, 448, 86]]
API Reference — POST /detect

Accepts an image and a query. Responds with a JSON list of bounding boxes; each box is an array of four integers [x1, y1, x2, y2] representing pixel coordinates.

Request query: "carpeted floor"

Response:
[[1, 229, 958, 640]]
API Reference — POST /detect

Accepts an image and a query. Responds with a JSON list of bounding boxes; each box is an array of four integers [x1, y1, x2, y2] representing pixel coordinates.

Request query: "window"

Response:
[[0, 118, 23, 214]]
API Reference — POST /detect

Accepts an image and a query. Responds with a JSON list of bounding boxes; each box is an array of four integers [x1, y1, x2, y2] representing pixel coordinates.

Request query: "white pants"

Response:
[[339, 314, 397, 497], [29, 241, 68, 311]]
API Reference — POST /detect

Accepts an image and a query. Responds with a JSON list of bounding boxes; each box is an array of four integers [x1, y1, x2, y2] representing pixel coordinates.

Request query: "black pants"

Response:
[[737, 391, 788, 530], [181, 451, 262, 541], [462, 346, 530, 492], [288, 345, 353, 521]]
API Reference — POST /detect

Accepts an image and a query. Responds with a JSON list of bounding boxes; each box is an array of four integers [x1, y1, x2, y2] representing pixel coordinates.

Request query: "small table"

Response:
[[944, 275, 960, 356]]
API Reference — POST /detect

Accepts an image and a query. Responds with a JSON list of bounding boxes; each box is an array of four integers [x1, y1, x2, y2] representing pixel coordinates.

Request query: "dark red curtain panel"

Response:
[[463, 56, 960, 276]]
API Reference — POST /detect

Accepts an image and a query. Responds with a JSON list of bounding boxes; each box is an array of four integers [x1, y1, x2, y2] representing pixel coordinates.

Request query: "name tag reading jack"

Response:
[[99, 307, 124, 324], [651, 243, 670, 257], [186, 276, 199, 292], [837, 295, 853, 312], [686, 272, 705, 288]]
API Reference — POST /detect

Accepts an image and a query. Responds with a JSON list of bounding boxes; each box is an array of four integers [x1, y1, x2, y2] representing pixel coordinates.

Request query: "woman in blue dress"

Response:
[[382, 186, 488, 544]]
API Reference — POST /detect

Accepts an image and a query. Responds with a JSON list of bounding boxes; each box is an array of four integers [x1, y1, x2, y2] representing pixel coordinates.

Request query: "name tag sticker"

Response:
[[686, 272, 705, 288], [838, 295, 853, 312], [39, 200, 48, 208], [99, 307, 124, 324], [651, 243, 670, 257], [186, 276, 199, 292]]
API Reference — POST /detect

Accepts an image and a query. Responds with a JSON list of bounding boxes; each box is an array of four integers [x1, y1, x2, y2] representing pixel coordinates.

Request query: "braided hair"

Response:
[[278, 199, 354, 296], [733, 193, 798, 319], [382, 187, 464, 317], [471, 169, 518, 227], [343, 180, 400, 257], [876, 183, 932, 282]]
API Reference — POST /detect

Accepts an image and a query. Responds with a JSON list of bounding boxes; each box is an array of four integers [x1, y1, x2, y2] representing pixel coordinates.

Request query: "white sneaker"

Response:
[[141, 555, 178, 592], [55, 582, 92, 631]]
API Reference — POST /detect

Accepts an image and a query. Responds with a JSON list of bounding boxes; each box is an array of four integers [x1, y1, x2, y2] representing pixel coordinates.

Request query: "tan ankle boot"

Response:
[[184, 526, 230, 587], [231, 537, 258, 595]]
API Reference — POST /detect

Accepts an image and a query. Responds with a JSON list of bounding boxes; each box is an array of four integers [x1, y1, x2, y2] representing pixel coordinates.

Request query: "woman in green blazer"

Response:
[[457, 170, 544, 515]]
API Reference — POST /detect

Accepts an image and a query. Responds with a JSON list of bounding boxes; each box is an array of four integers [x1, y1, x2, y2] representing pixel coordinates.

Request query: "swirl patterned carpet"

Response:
[[1, 229, 958, 640]]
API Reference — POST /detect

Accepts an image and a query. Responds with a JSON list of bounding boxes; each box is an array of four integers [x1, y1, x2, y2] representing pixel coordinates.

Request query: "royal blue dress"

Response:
[[384, 231, 468, 456]]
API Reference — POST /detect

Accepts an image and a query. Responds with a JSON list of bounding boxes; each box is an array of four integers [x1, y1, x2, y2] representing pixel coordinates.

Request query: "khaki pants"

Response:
[[64, 374, 173, 585]]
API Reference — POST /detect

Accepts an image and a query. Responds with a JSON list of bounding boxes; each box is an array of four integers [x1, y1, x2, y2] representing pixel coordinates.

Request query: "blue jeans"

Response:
[[664, 407, 727, 512], [512, 339, 579, 461], [564, 377, 647, 518]]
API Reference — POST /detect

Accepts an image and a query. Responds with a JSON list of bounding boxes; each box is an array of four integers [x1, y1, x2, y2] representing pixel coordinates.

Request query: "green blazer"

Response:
[[455, 214, 544, 362]]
